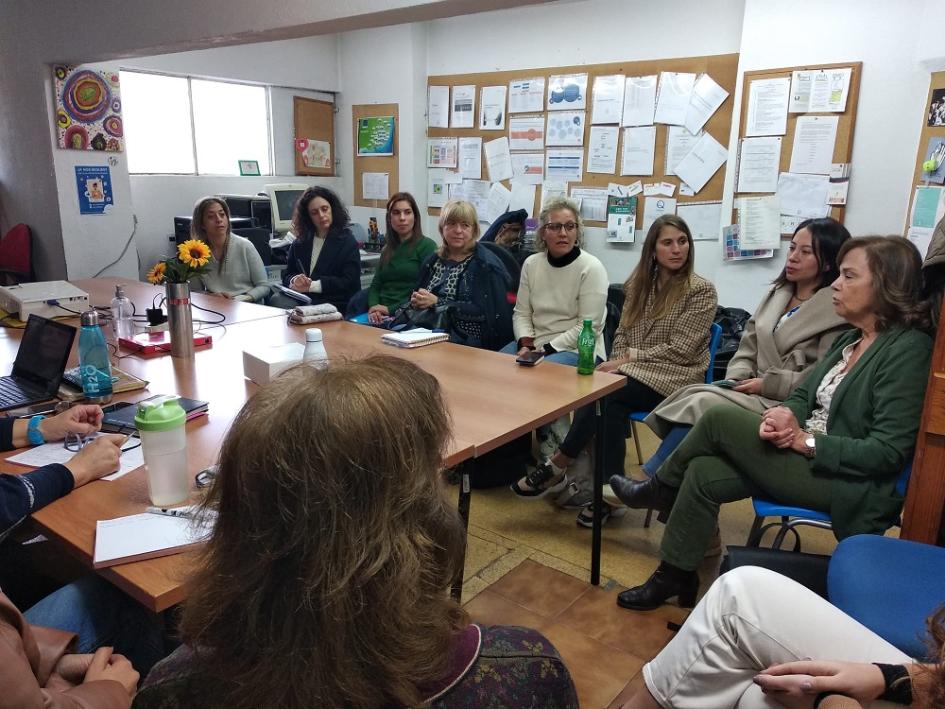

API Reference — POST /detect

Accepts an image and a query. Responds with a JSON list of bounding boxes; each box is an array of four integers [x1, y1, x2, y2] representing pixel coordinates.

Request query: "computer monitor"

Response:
[[265, 183, 307, 234]]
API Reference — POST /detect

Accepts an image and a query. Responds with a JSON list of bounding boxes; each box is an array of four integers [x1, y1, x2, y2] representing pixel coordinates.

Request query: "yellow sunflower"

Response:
[[178, 239, 211, 268], [146, 261, 167, 284]]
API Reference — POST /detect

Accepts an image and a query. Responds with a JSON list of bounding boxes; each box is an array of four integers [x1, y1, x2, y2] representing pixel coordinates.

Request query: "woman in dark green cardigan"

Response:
[[610, 236, 933, 611], [366, 192, 437, 323]]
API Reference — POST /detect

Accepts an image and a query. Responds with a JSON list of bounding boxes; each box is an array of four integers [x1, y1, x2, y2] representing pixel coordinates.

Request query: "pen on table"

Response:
[[145, 505, 198, 518]]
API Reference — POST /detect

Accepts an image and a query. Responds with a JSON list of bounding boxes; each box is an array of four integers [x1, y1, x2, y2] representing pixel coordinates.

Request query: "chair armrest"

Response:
[[721, 546, 830, 599]]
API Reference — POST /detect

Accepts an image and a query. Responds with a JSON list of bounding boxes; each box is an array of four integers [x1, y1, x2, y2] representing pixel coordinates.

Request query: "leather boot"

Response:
[[608, 475, 677, 513], [616, 562, 699, 611]]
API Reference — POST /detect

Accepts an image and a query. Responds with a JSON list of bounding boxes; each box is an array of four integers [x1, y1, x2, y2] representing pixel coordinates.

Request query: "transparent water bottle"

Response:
[[577, 318, 596, 375], [303, 328, 328, 369], [78, 310, 113, 402], [522, 218, 538, 251], [110, 284, 134, 340], [135, 396, 188, 506]]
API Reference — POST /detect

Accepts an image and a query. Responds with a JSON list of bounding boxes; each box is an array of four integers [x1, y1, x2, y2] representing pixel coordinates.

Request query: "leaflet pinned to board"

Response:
[[509, 77, 545, 114], [427, 138, 458, 168], [606, 196, 637, 242], [623, 75, 657, 127], [673, 133, 728, 194], [641, 197, 676, 236], [676, 201, 722, 241], [508, 115, 545, 151], [546, 149, 584, 182]]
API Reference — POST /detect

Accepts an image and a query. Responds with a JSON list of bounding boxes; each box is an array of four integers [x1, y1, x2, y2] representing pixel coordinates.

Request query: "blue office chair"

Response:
[[746, 462, 913, 551], [628, 322, 722, 527]]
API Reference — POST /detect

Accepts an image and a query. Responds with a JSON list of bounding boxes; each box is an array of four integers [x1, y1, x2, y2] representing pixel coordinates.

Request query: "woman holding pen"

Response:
[[270, 186, 361, 312]]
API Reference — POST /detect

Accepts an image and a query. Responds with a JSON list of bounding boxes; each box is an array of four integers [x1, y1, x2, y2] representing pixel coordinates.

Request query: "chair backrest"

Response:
[[232, 227, 272, 265], [479, 241, 521, 293], [705, 322, 723, 384], [0, 224, 33, 281]]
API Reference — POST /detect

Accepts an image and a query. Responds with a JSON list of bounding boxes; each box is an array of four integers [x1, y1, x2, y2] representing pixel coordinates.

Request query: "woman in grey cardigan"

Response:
[[640, 218, 851, 475], [192, 197, 271, 303]]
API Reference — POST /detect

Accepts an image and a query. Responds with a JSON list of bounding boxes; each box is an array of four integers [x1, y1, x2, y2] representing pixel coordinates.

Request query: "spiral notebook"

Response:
[[380, 328, 449, 349]]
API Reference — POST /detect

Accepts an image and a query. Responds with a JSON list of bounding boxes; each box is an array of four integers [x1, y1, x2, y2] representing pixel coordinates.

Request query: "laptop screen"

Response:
[[13, 315, 77, 392]]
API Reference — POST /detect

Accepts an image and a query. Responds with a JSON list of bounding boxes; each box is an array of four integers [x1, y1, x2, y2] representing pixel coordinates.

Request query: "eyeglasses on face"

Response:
[[542, 222, 578, 234]]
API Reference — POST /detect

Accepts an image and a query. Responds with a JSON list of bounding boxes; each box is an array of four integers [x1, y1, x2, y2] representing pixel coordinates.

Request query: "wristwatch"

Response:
[[27, 415, 46, 446], [804, 432, 816, 458]]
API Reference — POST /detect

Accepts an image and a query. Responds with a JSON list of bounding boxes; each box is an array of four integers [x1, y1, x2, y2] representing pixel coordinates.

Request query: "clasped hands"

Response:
[[289, 274, 312, 292], [759, 405, 810, 455], [409, 288, 438, 310]]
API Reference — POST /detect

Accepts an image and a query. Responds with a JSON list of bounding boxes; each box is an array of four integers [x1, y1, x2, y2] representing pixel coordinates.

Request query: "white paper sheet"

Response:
[[684, 73, 729, 134], [451, 85, 475, 128], [479, 85, 507, 130], [620, 126, 656, 176], [678, 182, 696, 197], [427, 138, 458, 168], [541, 180, 569, 205], [428, 86, 449, 128], [643, 182, 663, 197], [625, 180, 643, 197], [737, 136, 781, 193], [484, 182, 512, 223], [362, 172, 389, 201], [456, 137, 482, 179], [570, 187, 608, 222], [789, 70, 812, 113], [673, 133, 728, 194], [737, 195, 781, 249], [642, 197, 677, 235], [442, 171, 463, 184], [677, 201, 722, 241], [665, 126, 703, 177], [547, 73, 588, 111], [789, 116, 838, 175], [587, 126, 619, 174], [654, 72, 696, 126], [509, 77, 545, 113], [622, 75, 657, 127], [427, 169, 449, 208], [484, 136, 513, 182], [608, 183, 628, 197], [591, 74, 625, 125], [508, 115, 545, 151], [808, 68, 851, 113], [509, 181, 537, 214], [660, 182, 677, 197], [545, 149, 584, 182], [746, 77, 790, 137], [450, 179, 491, 221], [777, 172, 830, 219], [511, 152, 544, 185], [546, 111, 585, 147], [8, 434, 145, 482], [908, 227, 934, 260]]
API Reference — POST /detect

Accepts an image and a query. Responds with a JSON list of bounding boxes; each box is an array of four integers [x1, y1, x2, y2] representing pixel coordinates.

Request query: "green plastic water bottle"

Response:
[[577, 319, 596, 375]]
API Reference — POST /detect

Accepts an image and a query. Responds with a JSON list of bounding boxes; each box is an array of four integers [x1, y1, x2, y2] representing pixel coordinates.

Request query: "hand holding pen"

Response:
[[289, 257, 311, 292]]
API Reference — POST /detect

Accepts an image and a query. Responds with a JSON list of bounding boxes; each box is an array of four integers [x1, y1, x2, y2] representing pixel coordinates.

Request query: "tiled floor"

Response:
[[465, 558, 689, 709]]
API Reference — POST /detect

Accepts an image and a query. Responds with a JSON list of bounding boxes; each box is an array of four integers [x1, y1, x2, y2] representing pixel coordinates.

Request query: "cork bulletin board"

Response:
[[293, 97, 335, 177], [352, 103, 399, 208], [427, 53, 739, 226], [904, 70, 945, 234]]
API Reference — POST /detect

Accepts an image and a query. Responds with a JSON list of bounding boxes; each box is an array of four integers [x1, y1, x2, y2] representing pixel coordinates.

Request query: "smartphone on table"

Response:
[[515, 350, 545, 366]]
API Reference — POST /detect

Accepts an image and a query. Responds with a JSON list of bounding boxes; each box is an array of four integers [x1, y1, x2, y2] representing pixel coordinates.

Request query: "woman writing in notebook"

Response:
[[641, 217, 851, 476], [408, 200, 513, 350], [274, 186, 361, 312], [192, 197, 270, 304], [135, 356, 578, 708]]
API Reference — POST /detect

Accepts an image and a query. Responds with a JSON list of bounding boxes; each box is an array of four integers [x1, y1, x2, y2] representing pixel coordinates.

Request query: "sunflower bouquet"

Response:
[[147, 239, 213, 284]]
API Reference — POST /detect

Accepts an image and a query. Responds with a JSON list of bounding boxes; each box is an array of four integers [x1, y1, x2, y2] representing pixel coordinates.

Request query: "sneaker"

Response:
[[554, 481, 593, 509], [510, 460, 569, 499], [576, 501, 627, 528]]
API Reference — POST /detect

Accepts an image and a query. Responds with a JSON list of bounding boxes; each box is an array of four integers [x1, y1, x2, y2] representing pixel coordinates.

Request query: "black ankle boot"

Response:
[[616, 562, 699, 611], [608, 475, 677, 512]]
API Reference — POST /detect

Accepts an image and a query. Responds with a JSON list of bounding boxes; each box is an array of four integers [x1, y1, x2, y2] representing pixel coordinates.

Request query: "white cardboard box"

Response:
[[242, 342, 305, 385]]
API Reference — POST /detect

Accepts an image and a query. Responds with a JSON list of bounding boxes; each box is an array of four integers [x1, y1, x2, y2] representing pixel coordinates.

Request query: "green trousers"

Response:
[[657, 405, 834, 571]]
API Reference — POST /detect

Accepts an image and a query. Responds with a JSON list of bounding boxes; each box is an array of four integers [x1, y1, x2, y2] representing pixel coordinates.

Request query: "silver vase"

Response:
[[165, 282, 194, 358]]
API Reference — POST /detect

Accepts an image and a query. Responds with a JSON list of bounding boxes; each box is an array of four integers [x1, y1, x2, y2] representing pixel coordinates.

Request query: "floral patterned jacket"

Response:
[[134, 624, 578, 708]]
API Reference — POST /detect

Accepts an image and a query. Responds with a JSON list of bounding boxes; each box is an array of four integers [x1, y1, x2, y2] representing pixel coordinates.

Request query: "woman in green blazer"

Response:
[[610, 236, 933, 611]]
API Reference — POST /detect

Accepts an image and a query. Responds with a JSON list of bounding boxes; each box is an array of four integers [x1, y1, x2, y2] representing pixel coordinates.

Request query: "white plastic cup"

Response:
[[135, 396, 189, 506]]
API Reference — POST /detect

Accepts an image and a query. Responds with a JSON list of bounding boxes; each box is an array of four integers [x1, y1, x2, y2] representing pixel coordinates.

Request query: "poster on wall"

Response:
[[295, 138, 331, 169], [55, 65, 124, 152], [357, 116, 395, 156], [75, 166, 114, 215]]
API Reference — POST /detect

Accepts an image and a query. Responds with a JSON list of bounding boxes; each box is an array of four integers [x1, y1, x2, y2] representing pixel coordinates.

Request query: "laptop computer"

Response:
[[0, 315, 76, 411]]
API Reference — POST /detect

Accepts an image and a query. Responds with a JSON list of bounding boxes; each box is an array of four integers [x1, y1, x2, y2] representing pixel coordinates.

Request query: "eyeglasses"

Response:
[[63, 432, 141, 453], [542, 222, 578, 234], [195, 464, 219, 488]]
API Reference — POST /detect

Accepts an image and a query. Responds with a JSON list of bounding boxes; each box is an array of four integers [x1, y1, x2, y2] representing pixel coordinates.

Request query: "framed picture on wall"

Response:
[[238, 159, 261, 176], [929, 89, 945, 127]]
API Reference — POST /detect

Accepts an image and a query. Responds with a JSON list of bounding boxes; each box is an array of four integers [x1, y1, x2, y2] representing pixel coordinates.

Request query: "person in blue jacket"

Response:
[[410, 200, 513, 350], [274, 186, 361, 312]]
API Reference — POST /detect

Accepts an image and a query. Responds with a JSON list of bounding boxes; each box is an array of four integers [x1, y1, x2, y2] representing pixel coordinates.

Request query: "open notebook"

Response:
[[381, 328, 449, 349], [93, 510, 215, 568]]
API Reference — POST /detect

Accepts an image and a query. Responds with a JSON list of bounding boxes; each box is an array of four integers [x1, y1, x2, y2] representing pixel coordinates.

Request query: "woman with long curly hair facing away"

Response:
[[135, 356, 578, 709]]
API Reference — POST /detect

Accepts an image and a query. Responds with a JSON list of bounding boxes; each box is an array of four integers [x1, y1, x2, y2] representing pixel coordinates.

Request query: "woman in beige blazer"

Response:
[[640, 217, 851, 476]]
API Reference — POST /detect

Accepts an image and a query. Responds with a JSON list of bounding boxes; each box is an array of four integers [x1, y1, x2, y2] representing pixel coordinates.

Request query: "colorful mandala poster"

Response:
[[55, 65, 124, 152]]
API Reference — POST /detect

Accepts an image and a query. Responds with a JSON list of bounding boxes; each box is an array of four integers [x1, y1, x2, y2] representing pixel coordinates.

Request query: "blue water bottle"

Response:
[[78, 309, 113, 403]]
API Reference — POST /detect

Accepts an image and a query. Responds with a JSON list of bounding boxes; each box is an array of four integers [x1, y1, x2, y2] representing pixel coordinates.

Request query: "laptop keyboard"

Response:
[[0, 377, 44, 407]]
